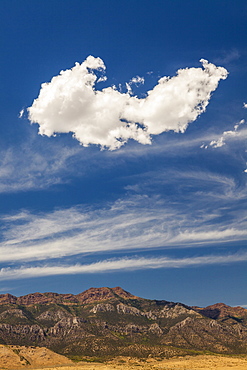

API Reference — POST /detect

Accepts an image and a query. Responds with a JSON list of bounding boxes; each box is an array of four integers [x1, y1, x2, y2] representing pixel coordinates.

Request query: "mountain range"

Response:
[[0, 287, 246, 360]]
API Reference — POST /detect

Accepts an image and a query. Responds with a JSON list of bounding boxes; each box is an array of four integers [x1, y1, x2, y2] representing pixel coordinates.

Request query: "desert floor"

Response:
[[3, 354, 247, 370]]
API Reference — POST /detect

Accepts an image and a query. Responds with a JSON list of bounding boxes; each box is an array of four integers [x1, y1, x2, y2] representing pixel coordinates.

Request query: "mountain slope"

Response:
[[0, 287, 246, 359]]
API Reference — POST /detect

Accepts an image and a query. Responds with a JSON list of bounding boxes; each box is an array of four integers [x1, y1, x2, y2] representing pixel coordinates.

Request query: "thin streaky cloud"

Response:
[[214, 49, 240, 65], [0, 143, 81, 193], [1, 115, 245, 195], [201, 120, 247, 149], [1, 252, 246, 281], [111, 123, 247, 158], [0, 187, 246, 264]]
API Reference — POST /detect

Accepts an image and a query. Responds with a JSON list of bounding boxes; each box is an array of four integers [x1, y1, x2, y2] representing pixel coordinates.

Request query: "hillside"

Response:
[[0, 287, 246, 359], [0, 344, 72, 368]]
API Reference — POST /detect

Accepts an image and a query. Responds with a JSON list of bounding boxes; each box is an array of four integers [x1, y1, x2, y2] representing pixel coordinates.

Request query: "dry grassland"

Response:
[[2, 354, 247, 370]]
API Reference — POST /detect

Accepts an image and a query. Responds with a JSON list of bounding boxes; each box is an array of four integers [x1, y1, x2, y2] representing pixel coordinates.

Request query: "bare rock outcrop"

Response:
[[90, 303, 115, 313], [0, 287, 246, 357]]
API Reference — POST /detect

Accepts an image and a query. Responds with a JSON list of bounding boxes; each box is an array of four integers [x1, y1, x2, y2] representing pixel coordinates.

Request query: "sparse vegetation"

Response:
[[0, 287, 247, 360]]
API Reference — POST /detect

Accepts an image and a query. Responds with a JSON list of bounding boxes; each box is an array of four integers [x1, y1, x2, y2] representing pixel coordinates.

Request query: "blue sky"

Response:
[[0, 0, 246, 307]]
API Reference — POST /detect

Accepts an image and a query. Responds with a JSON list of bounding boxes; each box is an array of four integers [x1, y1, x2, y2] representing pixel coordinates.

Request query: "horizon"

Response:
[[0, 0, 246, 308], [1, 286, 247, 309]]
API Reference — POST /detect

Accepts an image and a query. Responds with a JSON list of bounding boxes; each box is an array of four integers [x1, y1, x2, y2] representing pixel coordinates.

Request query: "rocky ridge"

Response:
[[0, 287, 246, 359], [0, 287, 138, 306], [193, 302, 247, 321]]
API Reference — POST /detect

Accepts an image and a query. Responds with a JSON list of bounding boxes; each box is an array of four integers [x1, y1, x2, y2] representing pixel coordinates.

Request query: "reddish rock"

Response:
[[193, 303, 247, 320], [0, 294, 17, 304], [112, 286, 138, 299], [76, 287, 116, 304]]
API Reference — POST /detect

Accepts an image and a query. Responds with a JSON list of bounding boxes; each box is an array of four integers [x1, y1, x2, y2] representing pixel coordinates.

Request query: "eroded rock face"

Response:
[[0, 287, 246, 357], [0, 323, 46, 342], [163, 316, 247, 353], [0, 309, 27, 319], [117, 303, 142, 316], [37, 309, 71, 322], [90, 303, 115, 313], [149, 323, 163, 335], [144, 310, 157, 320], [158, 304, 201, 319]]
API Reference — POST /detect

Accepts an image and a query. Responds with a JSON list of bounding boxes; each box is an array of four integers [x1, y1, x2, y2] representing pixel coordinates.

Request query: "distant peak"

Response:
[[75, 286, 138, 304], [193, 302, 247, 320], [111, 286, 139, 299]]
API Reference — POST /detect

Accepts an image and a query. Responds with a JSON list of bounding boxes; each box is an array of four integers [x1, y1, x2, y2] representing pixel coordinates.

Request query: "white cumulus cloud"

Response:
[[28, 56, 228, 150]]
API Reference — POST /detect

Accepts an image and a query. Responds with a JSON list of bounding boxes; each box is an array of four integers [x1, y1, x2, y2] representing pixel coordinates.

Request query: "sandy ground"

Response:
[[3, 354, 247, 370]]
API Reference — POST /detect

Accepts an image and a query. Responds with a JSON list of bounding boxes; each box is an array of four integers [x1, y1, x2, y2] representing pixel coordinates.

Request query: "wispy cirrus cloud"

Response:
[[0, 143, 80, 193], [27, 56, 228, 150], [201, 119, 247, 149], [214, 49, 240, 65], [1, 251, 247, 281], [1, 174, 246, 265], [125, 168, 247, 204]]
